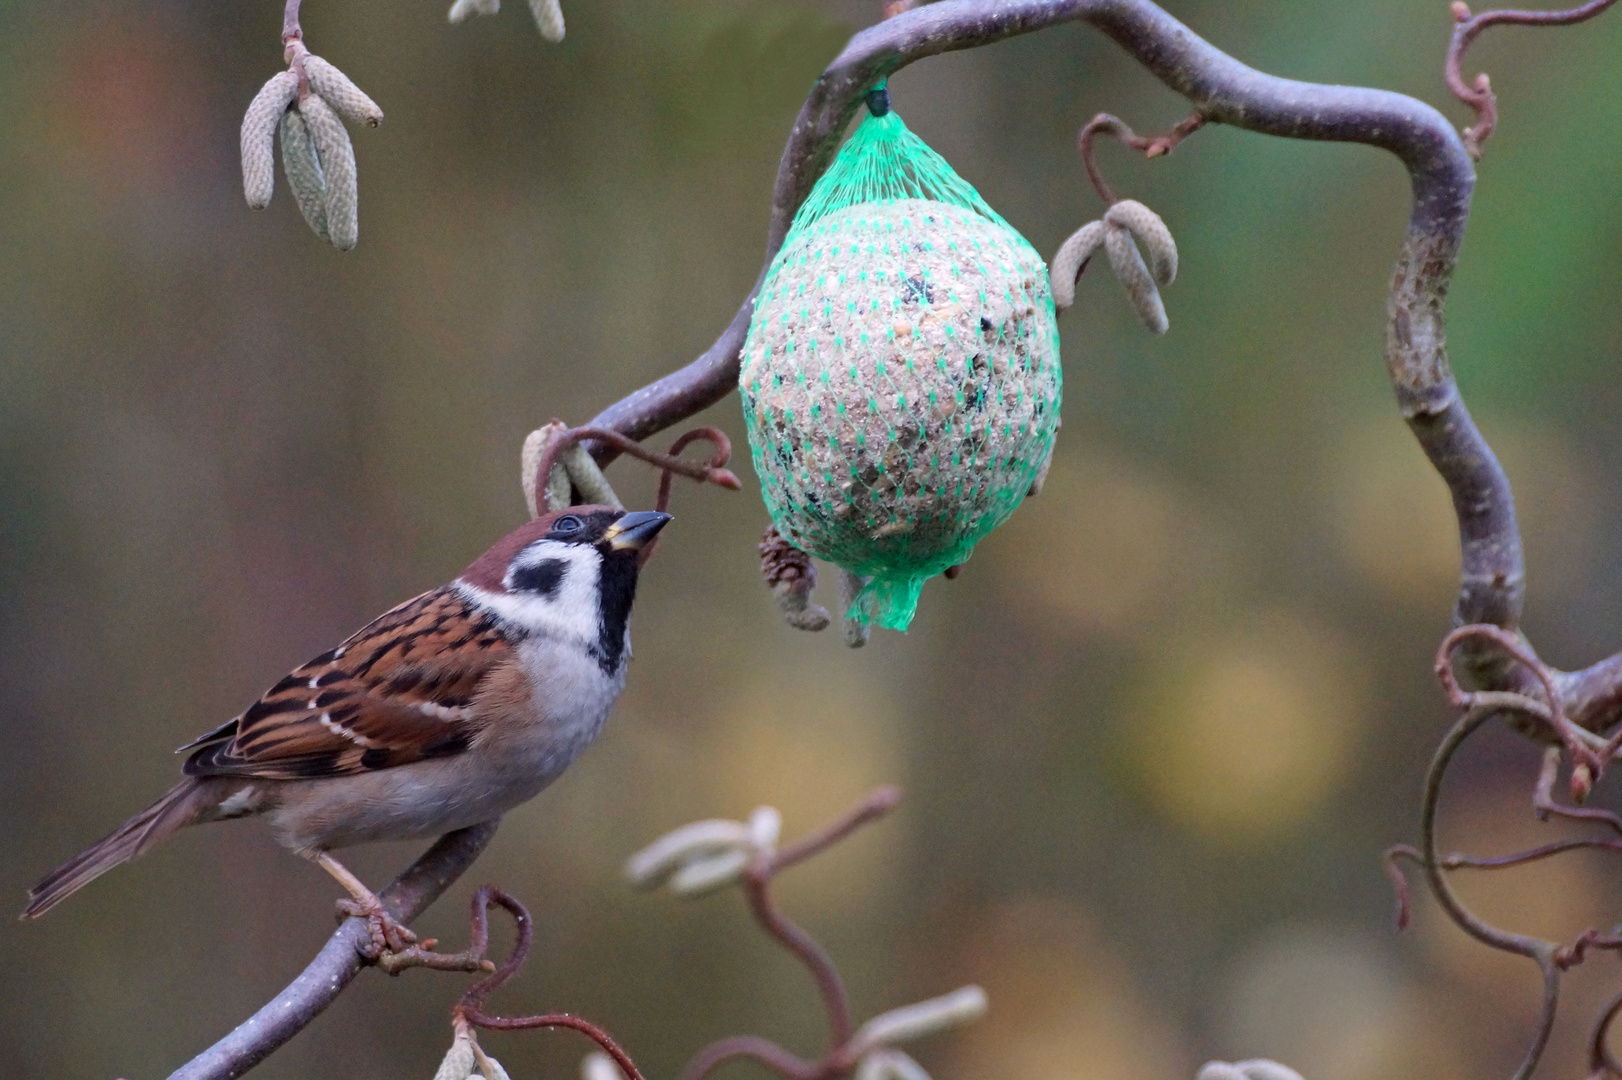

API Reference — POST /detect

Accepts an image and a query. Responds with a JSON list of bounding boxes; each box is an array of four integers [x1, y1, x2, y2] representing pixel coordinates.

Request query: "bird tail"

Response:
[[22, 778, 218, 919]]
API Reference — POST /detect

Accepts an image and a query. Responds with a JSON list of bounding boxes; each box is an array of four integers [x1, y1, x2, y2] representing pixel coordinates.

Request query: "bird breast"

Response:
[[501, 629, 627, 766]]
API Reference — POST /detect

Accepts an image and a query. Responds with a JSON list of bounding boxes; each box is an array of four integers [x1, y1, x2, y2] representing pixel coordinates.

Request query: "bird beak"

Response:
[[604, 510, 672, 551]]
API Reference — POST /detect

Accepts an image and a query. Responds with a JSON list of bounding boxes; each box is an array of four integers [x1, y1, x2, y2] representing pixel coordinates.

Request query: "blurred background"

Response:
[[3, 0, 1622, 1077]]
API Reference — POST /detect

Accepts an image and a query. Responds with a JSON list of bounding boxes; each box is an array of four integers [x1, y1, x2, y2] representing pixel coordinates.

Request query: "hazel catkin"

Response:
[[297, 93, 358, 251], [303, 55, 384, 128], [241, 71, 299, 209], [278, 107, 330, 242]]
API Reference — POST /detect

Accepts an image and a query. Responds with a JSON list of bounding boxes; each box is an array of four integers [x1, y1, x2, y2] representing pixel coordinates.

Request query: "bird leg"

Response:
[[306, 851, 496, 975], [308, 851, 420, 959]]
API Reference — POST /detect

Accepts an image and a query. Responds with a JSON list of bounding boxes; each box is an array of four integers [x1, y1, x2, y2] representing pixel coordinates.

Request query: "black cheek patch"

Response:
[[510, 557, 568, 598]]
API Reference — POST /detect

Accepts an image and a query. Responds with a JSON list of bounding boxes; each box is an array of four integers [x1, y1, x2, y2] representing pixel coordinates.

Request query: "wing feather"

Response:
[[182, 587, 509, 781]]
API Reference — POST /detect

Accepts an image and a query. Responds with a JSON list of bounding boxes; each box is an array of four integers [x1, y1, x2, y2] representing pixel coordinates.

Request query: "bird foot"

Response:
[[333, 896, 496, 975], [336, 896, 419, 960]]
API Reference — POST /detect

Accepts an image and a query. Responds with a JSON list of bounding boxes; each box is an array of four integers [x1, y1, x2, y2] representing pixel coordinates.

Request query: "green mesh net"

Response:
[[739, 89, 1062, 631]]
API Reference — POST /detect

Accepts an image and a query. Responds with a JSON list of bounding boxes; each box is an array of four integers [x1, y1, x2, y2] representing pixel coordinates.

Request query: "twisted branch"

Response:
[[1446, 0, 1622, 158], [454, 888, 646, 1080], [586, 0, 1507, 644], [674, 786, 905, 1080], [1385, 630, 1622, 1079], [1076, 111, 1207, 205]]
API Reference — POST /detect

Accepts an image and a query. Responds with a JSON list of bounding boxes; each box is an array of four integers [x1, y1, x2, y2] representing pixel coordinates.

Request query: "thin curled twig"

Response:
[[453, 887, 647, 1080], [655, 427, 734, 514], [1407, 703, 1562, 1080], [1383, 663, 1622, 1079], [1590, 985, 1622, 1079], [1446, 0, 1622, 158], [672, 786, 911, 1080], [676, 1037, 820, 1080], [1076, 111, 1207, 206], [1436, 624, 1604, 793], [534, 425, 740, 517], [1532, 744, 1622, 835]]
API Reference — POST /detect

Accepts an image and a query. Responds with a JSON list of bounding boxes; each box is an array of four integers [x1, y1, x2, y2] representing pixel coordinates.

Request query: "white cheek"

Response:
[[459, 541, 603, 643]]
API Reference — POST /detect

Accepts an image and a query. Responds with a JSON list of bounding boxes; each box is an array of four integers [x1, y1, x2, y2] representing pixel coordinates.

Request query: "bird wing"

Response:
[[182, 586, 512, 781]]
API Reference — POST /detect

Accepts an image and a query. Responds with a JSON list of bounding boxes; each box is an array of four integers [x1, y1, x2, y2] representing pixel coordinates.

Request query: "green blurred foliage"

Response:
[[2, 1, 1622, 1079]]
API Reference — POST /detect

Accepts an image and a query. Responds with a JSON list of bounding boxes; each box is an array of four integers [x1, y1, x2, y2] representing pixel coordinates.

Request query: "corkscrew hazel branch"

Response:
[[1445, 0, 1621, 159], [1384, 703, 1564, 1080], [421, 887, 647, 1080], [627, 787, 985, 1080], [653, 427, 734, 514], [519, 421, 737, 563], [1076, 111, 1206, 206], [1381, 624, 1622, 1080], [530, 424, 739, 521], [1436, 624, 1605, 795], [1589, 987, 1622, 1079]]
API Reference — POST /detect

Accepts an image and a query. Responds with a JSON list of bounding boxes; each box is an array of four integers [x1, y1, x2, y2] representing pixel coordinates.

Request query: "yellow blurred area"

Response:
[[998, 446, 1227, 640], [1122, 615, 1368, 844], [952, 896, 1189, 1080], [701, 653, 906, 909], [1329, 416, 1459, 608], [1330, 414, 1599, 607]]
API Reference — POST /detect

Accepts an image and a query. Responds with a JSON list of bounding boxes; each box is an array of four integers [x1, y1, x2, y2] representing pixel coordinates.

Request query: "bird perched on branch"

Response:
[[22, 506, 671, 951]]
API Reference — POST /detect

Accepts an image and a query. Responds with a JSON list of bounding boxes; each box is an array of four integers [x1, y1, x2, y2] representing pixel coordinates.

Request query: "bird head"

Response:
[[457, 507, 671, 655]]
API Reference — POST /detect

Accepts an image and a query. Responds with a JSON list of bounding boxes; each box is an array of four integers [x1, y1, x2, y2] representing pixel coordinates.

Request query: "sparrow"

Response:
[[22, 505, 671, 947]]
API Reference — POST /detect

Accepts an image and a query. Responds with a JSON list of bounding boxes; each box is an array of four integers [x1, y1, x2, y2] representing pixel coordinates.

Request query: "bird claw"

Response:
[[332, 895, 496, 974], [335, 896, 419, 959]]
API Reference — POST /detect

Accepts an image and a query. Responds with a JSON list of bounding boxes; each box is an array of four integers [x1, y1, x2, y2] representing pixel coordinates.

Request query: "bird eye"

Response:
[[552, 515, 584, 535]]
